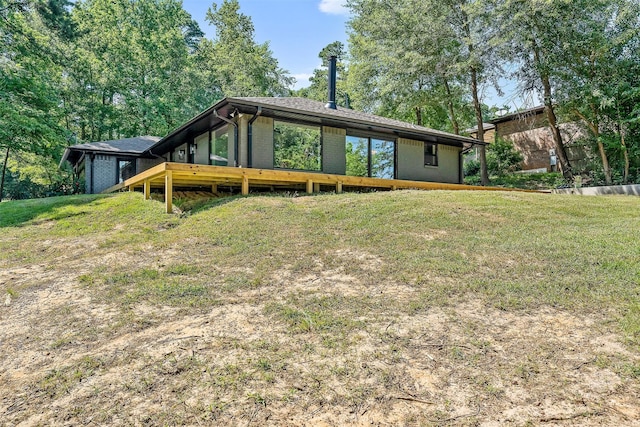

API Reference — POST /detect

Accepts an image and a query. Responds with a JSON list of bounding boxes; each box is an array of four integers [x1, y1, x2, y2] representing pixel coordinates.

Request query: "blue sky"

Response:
[[182, 0, 350, 90], [181, 0, 530, 109]]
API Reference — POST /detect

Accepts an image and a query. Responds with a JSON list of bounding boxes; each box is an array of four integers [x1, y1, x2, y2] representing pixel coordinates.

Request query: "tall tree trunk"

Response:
[[619, 124, 629, 184], [574, 109, 611, 185], [470, 67, 488, 185], [534, 45, 573, 181], [443, 76, 460, 135], [0, 146, 10, 203], [414, 106, 423, 126]]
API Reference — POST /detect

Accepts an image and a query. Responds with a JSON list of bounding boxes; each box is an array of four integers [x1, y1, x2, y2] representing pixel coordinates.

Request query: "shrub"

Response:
[[463, 159, 481, 177], [486, 138, 523, 176]]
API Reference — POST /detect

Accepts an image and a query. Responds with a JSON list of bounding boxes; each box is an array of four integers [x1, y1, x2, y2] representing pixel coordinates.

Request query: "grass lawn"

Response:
[[1, 190, 638, 425]]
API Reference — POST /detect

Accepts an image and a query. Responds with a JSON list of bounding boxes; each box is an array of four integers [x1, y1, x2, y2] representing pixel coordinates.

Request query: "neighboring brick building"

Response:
[[468, 106, 587, 172]]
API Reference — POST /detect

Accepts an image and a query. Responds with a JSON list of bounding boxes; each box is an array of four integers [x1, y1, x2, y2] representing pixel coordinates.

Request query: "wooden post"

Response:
[[165, 171, 173, 214], [391, 185, 397, 191], [306, 179, 313, 194], [211, 183, 218, 194], [241, 175, 249, 195], [144, 179, 150, 200], [336, 181, 343, 194], [128, 185, 134, 192], [313, 183, 320, 193]]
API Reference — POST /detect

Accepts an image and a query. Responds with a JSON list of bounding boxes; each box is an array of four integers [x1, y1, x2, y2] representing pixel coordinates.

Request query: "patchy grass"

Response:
[[1, 190, 639, 425]]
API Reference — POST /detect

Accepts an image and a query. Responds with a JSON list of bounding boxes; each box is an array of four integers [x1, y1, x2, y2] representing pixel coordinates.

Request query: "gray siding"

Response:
[[174, 143, 188, 163], [251, 116, 274, 169], [194, 132, 209, 165], [322, 126, 346, 175], [397, 138, 461, 184], [237, 116, 249, 167]]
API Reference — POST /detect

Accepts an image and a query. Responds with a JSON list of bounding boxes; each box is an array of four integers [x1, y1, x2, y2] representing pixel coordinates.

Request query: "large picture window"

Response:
[[274, 121, 321, 171], [210, 125, 228, 166], [346, 135, 396, 179]]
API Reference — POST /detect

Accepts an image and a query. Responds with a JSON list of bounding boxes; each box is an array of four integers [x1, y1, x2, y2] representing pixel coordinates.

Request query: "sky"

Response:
[[181, 0, 530, 110], [181, 0, 350, 90]]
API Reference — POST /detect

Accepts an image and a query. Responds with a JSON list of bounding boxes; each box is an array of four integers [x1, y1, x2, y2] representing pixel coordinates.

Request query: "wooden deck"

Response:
[[117, 162, 541, 213]]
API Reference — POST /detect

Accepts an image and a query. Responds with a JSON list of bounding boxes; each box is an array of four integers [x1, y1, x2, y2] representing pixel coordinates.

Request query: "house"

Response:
[[468, 106, 587, 172], [62, 57, 482, 196], [62, 98, 480, 194], [60, 136, 162, 194]]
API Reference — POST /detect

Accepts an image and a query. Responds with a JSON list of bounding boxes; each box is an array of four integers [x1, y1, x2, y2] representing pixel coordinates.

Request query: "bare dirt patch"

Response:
[[2, 258, 638, 426]]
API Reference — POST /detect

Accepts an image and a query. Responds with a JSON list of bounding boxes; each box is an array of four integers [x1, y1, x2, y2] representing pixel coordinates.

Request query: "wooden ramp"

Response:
[[119, 162, 541, 213]]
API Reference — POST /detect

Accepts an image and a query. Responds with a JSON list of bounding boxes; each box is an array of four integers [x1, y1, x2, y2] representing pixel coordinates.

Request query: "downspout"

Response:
[[214, 109, 239, 167], [247, 106, 262, 168]]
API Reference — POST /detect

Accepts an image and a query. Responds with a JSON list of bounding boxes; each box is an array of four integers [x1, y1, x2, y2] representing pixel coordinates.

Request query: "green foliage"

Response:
[[463, 159, 481, 177], [486, 138, 524, 176], [204, 0, 293, 97], [68, 0, 212, 139], [3, 150, 80, 199], [295, 41, 350, 107], [345, 138, 368, 177], [273, 122, 321, 171]]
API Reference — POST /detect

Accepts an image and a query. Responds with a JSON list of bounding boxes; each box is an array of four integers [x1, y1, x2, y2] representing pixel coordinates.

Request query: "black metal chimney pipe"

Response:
[[325, 55, 337, 109]]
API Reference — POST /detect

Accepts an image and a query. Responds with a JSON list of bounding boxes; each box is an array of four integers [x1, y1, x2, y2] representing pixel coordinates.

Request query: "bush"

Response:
[[463, 159, 481, 177], [487, 138, 523, 176]]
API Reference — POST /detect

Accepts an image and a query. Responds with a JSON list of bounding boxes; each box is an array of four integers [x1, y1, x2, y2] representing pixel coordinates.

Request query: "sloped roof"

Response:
[[489, 106, 545, 124], [146, 97, 481, 156], [234, 97, 479, 142], [61, 136, 161, 166], [465, 123, 496, 134]]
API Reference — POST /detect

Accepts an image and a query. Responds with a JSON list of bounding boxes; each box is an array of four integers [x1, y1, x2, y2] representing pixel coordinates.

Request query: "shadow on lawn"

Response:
[[0, 194, 109, 228]]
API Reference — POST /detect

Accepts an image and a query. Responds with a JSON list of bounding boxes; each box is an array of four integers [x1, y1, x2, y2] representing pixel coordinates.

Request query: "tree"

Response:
[[296, 41, 351, 107], [67, 0, 210, 140], [346, 0, 495, 184], [553, 0, 640, 184], [203, 0, 293, 97], [494, 0, 584, 182], [0, 0, 68, 201]]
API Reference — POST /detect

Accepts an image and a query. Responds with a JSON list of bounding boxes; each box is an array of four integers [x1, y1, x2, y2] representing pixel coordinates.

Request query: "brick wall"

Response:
[[88, 155, 117, 193]]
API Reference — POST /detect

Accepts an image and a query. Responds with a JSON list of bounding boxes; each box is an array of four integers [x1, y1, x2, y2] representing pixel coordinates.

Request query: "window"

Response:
[[424, 143, 438, 166], [118, 160, 135, 183], [371, 139, 395, 179], [210, 125, 229, 166], [346, 135, 396, 179], [274, 121, 321, 171]]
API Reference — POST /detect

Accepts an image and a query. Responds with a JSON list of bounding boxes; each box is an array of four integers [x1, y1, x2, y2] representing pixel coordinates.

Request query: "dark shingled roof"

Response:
[[231, 97, 478, 143], [145, 97, 481, 156], [61, 136, 161, 166]]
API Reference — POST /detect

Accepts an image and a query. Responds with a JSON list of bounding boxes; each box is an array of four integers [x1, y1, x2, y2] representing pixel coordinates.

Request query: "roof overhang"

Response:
[[145, 97, 483, 157]]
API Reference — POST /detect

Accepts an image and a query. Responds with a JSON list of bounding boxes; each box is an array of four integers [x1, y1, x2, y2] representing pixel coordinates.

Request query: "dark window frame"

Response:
[[424, 142, 438, 167]]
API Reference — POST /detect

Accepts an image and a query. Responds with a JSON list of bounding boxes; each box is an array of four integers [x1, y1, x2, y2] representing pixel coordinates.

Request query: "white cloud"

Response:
[[292, 73, 314, 90], [318, 0, 348, 15]]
